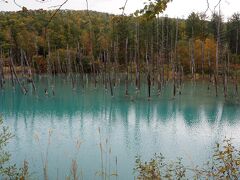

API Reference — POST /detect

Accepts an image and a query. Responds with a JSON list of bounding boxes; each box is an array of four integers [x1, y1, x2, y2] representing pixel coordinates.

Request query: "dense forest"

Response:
[[0, 9, 240, 97]]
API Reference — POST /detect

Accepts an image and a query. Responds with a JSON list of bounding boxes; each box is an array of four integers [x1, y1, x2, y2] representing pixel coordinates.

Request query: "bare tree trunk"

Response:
[[216, 6, 221, 78], [47, 39, 53, 95], [157, 72, 161, 95], [227, 51, 230, 81], [145, 40, 151, 100], [155, 16, 159, 88], [173, 67, 176, 97], [161, 16, 165, 86], [9, 63, 15, 88], [166, 18, 170, 82], [130, 50, 133, 83], [113, 39, 118, 88], [107, 51, 113, 97], [23, 50, 36, 92], [108, 72, 113, 97], [236, 27, 239, 55], [214, 71, 218, 97], [9, 51, 27, 94], [223, 67, 227, 99], [191, 38, 195, 81], [175, 19, 179, 64], [175, 19, 179, 96], [125, 38, 129, 96], [135, 22, 140, 91], [223, 50, 228, 99], [188, 39, 192, 75], [179, 66, 183, 95], [67, 45, 75, 90], [20, 49, 24, 79], [147, 72, 151, 100], [77, 43, 84, 89], [151, 37, 154, 87], [47, 40, 51, 76], [201, 40, 205, 79], [207, 51, 211, 90], [104, 51, 107, 90], [57, 51, 62, 74], [156, 18, 161, 94], [235, 73, 238, 96], [0, 50, 4, 89]]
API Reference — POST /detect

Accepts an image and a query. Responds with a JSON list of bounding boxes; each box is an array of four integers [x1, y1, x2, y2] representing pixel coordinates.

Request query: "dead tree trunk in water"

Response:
[[174, 19, 179, 96], [145, 40, 151, 100], [125, 38, 129, 96], [157, 73, 161, 94], [10, 65, 15, 88], [57, 51, 62, 74], [235, 73, 238, 96], [130, 50, 133, 83], [188, 40, 192, 76], [67, 45, 75, 90], [207, 51, 211, 90], [223, 64, 227, 99], [201, 40, 205, 79], [108, 73, 113, 97], [77, 43, 84, 88], [0, 50, 4, 89], [173, 67, 176, 97], [157, 53, 161, 95], [150, 37, 154, 87], [236, 27, 239, 55], [47, 39, 54, 95], [166, 19, 170, 82], [190, 38, 195, 81], [216, 5, 221, 78], [156, 18, 161, 94], [22, 50, 36, 92], [147, 73, 151, 100], [9, 51, 14, 88], [155, 17, 159, 88], [104, 51, 107, 90], [107, 51, 113, 97], [214, 71, 218, 97], [9, 51, 27, 94], [135, 22, 140, 91], [161, 16, 165, 86], [47, 40, 51, 76], [179, 66, 183, 95], [20, 49, 24, 79], [0, 62, 3, 89], [113, 38, 119, 88]]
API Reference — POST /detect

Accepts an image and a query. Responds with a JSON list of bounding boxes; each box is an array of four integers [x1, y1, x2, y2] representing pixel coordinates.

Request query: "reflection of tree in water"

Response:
[[181, 104, 200, 126], [203, 103, 221, 124], [221, 103, 240, 124], [155, 99, 173, 123], [1, 78, 240, 132]]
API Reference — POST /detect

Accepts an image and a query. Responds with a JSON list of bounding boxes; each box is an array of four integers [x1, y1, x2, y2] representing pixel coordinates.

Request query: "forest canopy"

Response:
[[0, 9, 239, 74]]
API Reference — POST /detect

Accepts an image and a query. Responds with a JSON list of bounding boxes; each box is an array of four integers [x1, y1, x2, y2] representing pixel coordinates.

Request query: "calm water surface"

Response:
[[1, 75, 240, 179]]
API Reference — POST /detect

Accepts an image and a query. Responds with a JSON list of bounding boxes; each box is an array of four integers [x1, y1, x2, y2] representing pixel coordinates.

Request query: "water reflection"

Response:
[[1, 76, 240, 179]]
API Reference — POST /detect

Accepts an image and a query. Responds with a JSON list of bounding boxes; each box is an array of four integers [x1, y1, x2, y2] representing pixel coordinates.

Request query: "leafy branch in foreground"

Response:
[[0, 116, 16, 178], [0, 116, 29, 179], [134, 138, 240, 179], [134, 0, 172, 19]]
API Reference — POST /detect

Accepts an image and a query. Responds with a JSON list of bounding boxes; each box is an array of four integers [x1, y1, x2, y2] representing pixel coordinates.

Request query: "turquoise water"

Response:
[[1, 75, 240, 179]]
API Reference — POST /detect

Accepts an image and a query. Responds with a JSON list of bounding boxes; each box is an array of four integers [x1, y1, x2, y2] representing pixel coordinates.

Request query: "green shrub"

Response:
[[0, 116, 29, 179], [134, 138, 240, 179]]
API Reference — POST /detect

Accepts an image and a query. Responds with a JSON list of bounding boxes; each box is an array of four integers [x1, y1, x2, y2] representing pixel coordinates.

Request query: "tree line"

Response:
[[0, 9, 239, 97]]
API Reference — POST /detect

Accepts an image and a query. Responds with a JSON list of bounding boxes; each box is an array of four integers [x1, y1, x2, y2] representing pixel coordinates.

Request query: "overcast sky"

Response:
[[0, 0, 239, 20]]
